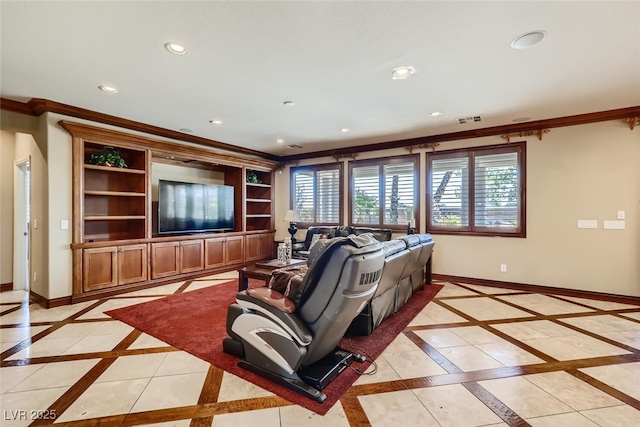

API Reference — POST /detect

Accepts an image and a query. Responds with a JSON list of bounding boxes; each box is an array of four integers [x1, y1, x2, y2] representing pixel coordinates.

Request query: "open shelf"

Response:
[[80, 141, 149, 242], [245, 169, 273, 233]]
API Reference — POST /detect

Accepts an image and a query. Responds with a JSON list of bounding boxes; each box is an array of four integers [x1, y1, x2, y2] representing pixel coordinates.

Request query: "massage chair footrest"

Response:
[[298, 348, 355, 391], [238, 360, 327, 403]]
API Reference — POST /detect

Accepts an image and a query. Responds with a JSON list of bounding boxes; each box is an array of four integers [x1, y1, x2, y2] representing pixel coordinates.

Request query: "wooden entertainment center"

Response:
[[62, 121, 277, 302]]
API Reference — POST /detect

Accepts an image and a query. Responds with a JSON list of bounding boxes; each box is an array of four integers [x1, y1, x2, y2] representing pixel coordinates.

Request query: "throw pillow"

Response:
[[309, 233, 321, 248], [268, 265, 309, 301]]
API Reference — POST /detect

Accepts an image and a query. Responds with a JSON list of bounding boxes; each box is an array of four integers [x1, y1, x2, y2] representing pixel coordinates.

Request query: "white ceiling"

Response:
[[2, 1, 639, 157]]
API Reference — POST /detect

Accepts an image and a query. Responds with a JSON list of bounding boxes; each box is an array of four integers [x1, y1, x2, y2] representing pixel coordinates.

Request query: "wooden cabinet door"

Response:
[[244, 233, 272, 262], [118, 244, 148, 285], [83, 247, 117, 292], [244, 234, 262, 262], [259, 233, 274, 259], [151, 241, 180, 279], [180, 240, 204, 273], [205, 237, 225, 269], [225, 235, 244, 265]]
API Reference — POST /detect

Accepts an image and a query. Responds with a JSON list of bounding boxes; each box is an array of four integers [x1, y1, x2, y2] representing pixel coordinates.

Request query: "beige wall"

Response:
[[0, 130, 16, 285], [275, 120, 640, 297], [2, 111, 638, 300], [0, 129, 48, 295], [15, 131, 47, 297]]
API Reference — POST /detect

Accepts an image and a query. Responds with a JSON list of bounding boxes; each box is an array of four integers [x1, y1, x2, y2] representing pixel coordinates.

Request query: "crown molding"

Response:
[[282, 106, 640, 161], [3, 97, 638, 163], [0, 97, 38, 116], [0, 97, 279, 162]]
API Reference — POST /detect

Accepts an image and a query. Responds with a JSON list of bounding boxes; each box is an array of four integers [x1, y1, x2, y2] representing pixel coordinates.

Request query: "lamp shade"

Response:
[[283, 210, 301, 222]]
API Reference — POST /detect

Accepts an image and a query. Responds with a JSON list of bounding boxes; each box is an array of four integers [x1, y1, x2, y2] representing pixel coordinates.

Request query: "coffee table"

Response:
[[238, 258, 307, 291]]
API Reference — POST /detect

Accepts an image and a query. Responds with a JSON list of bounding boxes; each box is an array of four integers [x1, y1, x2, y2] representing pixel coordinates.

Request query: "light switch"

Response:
[[604, 220, 625, 230], [33, 219, 38, 229], [61, 220, 69, 230], [577, 220, 598, 229], [617, 210, 625, 220]]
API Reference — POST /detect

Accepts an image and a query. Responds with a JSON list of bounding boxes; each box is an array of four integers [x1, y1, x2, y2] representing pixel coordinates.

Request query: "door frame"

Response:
[[13, 156, 31, 291]]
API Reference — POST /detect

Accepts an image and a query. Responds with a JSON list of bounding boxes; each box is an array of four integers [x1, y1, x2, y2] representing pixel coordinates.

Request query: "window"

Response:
[[349, 155, 419, 230], [427, 142, 526, 237], [291, 164, 342, 226]]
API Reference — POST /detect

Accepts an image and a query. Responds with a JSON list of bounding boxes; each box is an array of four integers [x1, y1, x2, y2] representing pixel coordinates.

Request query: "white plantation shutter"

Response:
[[427, 143, 525, 236], [293, 171, 314, 222], [316, 168, 340, 223], [292, 165, 341, 225], [350, 156, 418, 228], [430, 157, 469, 227], [474, 152, 519, 229], [352, 165, 380, 224], [384, 162, 415, 225]]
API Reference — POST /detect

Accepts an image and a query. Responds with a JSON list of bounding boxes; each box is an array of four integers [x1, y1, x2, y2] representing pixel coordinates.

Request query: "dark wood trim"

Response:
[[4, 97, 638, 163], [433, 274, 640, 304], [426, 141, 526, 238], [0, 97, 278, 161], [29, 290, 72, 309], [1, 282, 13, 292], [0, 97, 38, 116], [59, 120, 278, 170], [34, 99, 280, 161], [282, 106, 640, 161]]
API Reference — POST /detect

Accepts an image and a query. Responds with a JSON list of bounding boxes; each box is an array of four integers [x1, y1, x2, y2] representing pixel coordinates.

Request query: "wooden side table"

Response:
[[238, 258, 307, 291]]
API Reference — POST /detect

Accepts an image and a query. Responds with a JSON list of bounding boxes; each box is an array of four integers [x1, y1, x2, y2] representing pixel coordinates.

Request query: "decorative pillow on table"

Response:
[[268, 265, 309, 300]]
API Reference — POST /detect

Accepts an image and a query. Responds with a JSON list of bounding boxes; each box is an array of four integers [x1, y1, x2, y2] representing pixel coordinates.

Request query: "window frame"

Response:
[[348, 154, 420, 231], [426, 141, 526, 237], [290, 163, 343, 227]]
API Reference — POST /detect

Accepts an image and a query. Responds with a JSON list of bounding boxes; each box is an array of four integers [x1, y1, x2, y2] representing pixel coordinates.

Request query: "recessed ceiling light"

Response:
[[98, 85, 118, 93], [511, 31, 546, 49], [339, 128, 351, 133], [283, 101, 295, 107], [428, 111, 443, 118], [209, 119, 223, 125], [276, 138, 285, 145], [179, 128, 193, 133], [164, 42, 188, 55], [391, 66, 416, 80]]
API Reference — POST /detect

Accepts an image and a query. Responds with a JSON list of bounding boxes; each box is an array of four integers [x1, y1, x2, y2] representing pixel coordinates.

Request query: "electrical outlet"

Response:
[[500, 264, 507, 273]]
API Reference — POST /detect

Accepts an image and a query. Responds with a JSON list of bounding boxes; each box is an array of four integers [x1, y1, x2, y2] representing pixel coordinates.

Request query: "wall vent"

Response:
[[457, 116, 482, 124]]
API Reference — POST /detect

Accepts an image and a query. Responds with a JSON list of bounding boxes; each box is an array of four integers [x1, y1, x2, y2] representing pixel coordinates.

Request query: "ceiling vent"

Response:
[[457, 116, 482, 124], [287, 144, 302, 149]]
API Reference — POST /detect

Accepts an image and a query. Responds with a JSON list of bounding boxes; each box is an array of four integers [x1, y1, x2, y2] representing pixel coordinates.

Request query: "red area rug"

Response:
[[106, 280, 442, 415]]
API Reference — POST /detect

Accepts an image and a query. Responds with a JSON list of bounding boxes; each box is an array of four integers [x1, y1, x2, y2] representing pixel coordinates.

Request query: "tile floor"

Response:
[[1, 273, 640, 426]]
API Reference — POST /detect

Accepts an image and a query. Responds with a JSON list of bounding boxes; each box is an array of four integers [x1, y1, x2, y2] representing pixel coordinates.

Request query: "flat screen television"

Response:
[[158, 179, 235, 234]]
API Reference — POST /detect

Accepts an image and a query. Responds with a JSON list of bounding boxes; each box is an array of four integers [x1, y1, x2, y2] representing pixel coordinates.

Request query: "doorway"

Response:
[[13, 157, 30, 291]]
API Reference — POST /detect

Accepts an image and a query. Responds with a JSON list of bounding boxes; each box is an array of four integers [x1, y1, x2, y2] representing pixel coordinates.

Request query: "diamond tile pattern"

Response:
[[2, 274, 640, 425]]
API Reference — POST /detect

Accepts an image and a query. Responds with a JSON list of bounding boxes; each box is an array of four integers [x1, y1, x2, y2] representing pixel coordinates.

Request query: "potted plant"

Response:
[[89, 147, 127, 168], [246, 170, 261, 184]]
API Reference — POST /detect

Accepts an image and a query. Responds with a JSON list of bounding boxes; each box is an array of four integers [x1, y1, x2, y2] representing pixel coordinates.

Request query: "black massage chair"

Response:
[[223, 234, 385, 402]]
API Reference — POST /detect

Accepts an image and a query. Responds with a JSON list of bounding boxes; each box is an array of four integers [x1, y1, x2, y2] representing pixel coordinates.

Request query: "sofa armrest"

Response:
[[292, 242, 307, 251]]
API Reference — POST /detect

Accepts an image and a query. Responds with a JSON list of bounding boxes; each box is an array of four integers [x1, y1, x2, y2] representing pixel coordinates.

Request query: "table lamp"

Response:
[[283, 210, 302, 242]]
